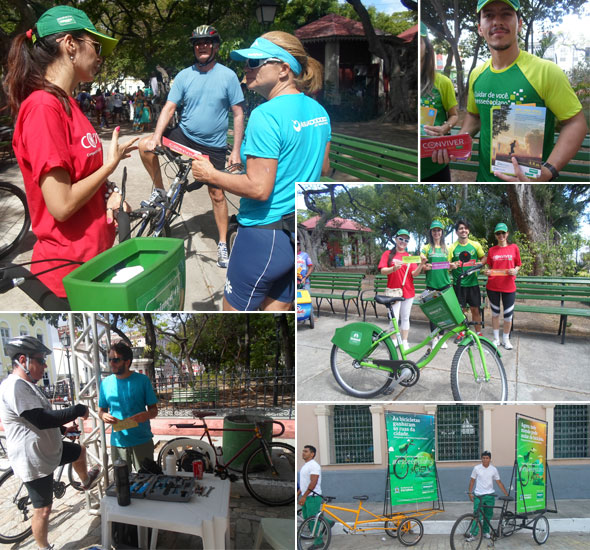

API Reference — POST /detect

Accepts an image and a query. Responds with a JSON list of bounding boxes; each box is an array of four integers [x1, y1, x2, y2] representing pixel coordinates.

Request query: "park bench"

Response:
[[309, 272, 365, 321], [512, 276, 590, 344], [170, 387, 220, 409], [448, 129, 589, 182], [323, 133, 418, 182]]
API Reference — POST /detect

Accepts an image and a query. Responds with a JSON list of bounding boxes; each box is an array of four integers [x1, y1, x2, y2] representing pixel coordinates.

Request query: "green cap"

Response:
[[34, 6, 118, 57], [477, 0, 520, 12], [420, 22, 428, 37], [494, 223, 509, 233], [430, 220, 444, 230], [396, 229, 410, 238]]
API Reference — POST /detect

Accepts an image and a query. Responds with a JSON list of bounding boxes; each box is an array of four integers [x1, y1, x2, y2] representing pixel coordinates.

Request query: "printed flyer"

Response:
[[516, 414, 547, 514], [385, 412, 437, 506], [491, 104, 546, 178], [420, 134, 472, 159]]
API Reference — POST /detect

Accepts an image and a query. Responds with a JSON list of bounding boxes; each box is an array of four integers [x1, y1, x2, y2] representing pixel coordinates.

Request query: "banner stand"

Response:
[[509, 459, 558, 517]]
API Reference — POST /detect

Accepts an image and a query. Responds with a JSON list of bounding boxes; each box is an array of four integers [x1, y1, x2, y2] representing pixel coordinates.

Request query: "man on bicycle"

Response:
[[0, 336, 101, 550], [138, 25, 245, 268], [467, 450, 509, 540]]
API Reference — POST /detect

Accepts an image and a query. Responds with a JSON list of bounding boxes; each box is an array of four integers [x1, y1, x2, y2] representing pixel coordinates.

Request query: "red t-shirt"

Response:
[[13, 91, 115, 297], [486, 243, 521, 293], [378, 250, 418, 298]]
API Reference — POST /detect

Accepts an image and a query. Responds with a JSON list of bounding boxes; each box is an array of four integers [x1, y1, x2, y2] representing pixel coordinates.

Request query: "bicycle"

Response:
[[0, 432, 95, 545], [0, 435, 9, 472], [330, 258, 508, 402], [450, 493, 550, 550], [0, 181, 31, 260], [163, 412, 294, 507], [297, 493, 435, 549]]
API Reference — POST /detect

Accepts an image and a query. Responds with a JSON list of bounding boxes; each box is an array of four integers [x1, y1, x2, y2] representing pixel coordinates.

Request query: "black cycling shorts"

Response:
[[454, 283, 481, 309], [163, 126, 226, 170], [24, 441, 81, 508]]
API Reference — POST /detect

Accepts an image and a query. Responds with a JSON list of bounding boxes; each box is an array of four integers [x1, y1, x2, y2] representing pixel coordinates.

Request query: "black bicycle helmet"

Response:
[[190, 25, 221, 44], [5, 335, 52, 360]]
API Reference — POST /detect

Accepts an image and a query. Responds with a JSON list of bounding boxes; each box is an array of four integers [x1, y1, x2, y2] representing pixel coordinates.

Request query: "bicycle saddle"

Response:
[[192, 410, 216, 419], [353, 495, 368, 501], [375, 295, 405, 305], [324, 496, 336, 502], [499, 495, 515, 501]]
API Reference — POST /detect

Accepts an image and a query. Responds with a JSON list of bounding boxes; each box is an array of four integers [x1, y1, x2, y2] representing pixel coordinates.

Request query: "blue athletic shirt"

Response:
[[238, 93, 331, 226], [168, 63, 244, 148], [98, 372, 158, 448]]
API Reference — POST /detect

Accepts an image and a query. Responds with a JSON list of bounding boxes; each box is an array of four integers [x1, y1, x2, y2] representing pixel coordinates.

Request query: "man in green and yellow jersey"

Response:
[[432, 0, 587, 182], [449, 220, 487, 337]]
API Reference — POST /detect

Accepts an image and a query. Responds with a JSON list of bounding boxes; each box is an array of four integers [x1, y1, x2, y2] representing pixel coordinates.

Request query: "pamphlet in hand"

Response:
[[420, 133, 472, 159], [113, 417, 139, 432], [420, 105, 437, 135], [490, 104, 546, 178], [162, 137, 209, 160]]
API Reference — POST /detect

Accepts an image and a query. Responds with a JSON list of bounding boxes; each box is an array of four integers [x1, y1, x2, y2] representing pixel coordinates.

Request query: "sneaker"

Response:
[[145, 187, 167, 206], [464, 534, 476, 542], [483, 533, 491, 539], [217, 242, 229, 268], [454, 331, 465, 343], [82, 465, 102, 490], [493, 338, 501, 347], [477, 331, 483, 337], [503, 338, 513, 350]]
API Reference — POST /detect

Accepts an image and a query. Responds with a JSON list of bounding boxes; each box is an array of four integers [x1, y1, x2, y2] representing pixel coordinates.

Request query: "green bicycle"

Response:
[[330, 260, 508, 402]]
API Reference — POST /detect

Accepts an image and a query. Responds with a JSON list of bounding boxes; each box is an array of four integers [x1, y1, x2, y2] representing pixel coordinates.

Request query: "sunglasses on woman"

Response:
[[78, 38, 102, 56], [495, 231, 506, 236], [397, 236, 410, 243], [246, 57, 283, 69]]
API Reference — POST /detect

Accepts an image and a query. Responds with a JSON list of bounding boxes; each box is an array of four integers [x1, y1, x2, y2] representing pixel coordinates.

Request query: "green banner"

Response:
[[516, 415, 547, 514], [385, 412, 437, 505]]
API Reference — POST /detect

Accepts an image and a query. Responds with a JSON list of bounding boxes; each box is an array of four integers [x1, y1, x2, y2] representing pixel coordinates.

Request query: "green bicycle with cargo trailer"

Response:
[[330, 258, 508, 402]]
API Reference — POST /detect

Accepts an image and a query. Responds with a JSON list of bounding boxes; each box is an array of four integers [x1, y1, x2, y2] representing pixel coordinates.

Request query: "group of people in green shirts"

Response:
[[421, 0, 587, 182], [380, 220, 521, 350]]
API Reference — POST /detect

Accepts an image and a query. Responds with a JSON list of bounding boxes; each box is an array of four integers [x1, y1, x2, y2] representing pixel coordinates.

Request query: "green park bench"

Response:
[[170, 387, 220, 409], [512, 276, 590, 344], [447, 129, 589, 182], [309, 272, 365, 321], [323, 133, 418, 182]]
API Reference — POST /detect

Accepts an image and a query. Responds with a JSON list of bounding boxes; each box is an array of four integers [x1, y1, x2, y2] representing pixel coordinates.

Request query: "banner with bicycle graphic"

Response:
[[515, 414, 547, 514], [385, 412, 437, 505]]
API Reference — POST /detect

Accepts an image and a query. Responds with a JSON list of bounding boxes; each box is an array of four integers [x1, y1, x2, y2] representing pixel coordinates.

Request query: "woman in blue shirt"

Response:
[[192, 31, 331, 311]]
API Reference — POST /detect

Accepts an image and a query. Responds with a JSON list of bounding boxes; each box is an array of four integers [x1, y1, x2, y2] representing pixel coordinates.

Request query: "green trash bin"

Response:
[[63, 237, 185, 311], [222, 415, 273, 471]]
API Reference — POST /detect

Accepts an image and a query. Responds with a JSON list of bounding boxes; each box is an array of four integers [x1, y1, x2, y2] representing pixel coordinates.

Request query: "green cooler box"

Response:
[[63, 237, 185, 310]]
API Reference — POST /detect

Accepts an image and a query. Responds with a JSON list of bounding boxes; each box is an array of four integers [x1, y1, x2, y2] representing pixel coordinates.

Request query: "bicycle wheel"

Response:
[[398, 517, 424, 546], [0, 182, 30, 260], [0, 468, 33, 544], [156, 438, 216, 472], [0, 435, 10, 472], [297, 516, 331, 550], [298, 508, 314, 539], [393, 457, 409, 479], [532, 515, 549, 545], [451, 339, 507, 401], [384, 517, 399, 538], [450, 513, 483, 550], [500, 513, 517, 537], [330, 337, 396, 399], [242, 442, 294, 506]]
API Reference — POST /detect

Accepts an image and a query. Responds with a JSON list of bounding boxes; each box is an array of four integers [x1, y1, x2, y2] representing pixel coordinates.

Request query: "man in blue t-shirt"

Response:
[[139, 25, 245, 269], [98, 342, 158, 471]]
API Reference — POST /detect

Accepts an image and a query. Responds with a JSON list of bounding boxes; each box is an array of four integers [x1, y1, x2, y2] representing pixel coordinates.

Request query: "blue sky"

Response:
[[343, 0, 410, 14]]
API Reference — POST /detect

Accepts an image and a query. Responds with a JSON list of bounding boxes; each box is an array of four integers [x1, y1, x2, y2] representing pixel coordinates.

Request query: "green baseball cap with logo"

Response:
[[494, 223, 509, 233], [430, 220, 444, 230], [396, 229, 410, 238], [34, 6, 118, 57], [477, 0, 520, 12]]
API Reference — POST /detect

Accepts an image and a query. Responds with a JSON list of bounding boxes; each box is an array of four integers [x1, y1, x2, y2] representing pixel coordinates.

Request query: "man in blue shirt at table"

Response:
[[99, 342, 158, 471]]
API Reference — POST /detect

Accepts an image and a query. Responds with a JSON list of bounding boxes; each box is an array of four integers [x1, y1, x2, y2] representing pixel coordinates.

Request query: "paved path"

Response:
[[297, 313, 590, 402], [0, 123, 236, 311]]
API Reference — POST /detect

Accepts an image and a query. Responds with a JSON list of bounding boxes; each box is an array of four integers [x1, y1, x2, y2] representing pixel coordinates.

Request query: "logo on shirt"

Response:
[[81, 132, 100, 149], [292, 116, 329, 133]]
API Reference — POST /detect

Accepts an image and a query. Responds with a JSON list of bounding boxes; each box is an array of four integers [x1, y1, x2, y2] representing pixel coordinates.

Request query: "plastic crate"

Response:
[[418, 286, 465, 329], [63, 237, 185, 310]]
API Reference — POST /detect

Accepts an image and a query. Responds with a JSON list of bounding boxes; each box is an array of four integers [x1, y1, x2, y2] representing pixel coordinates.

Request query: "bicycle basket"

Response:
[[418, 286, 465, 329]]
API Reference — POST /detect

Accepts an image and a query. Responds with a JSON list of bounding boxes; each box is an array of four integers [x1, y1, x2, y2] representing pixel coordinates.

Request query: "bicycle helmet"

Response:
[[190, 25, 221, 44], [5, 335, 52, 360]]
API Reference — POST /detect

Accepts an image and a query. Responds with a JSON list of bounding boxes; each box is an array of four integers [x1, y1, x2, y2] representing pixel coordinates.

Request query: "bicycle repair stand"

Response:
[[382, 459, 444, 519], [509, 459, 558, 517]]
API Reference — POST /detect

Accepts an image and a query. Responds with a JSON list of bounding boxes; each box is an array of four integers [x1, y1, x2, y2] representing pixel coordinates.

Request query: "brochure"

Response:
[[420, 133, 472, 159], [162, 137, 209, 160], [420, 105, 437, 135], [491, 104, 546, 178]]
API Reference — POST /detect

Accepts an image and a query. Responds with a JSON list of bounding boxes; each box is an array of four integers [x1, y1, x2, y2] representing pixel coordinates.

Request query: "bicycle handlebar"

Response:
[[458, 263, 484, 281]]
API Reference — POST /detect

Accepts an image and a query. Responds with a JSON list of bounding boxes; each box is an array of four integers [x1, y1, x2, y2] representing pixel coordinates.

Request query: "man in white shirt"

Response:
[[298, 445, 321, 515], [467, 450, 509, 540]]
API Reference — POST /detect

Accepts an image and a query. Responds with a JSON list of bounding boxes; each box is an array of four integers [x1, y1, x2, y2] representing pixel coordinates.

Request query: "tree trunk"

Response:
[[278, 314, 294, 376], [142, 313, 157, 383]]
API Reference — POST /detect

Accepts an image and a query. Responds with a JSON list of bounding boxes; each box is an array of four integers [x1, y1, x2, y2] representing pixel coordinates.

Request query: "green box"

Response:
[[418, 286, 465, 329], [63, 237, 185, 311]]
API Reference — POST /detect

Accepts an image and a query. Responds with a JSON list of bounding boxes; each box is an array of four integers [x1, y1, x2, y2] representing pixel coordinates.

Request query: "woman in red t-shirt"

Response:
[[4, 6, 138, 302], [485, 223, 521, 350], [377, 229, 423, 348]]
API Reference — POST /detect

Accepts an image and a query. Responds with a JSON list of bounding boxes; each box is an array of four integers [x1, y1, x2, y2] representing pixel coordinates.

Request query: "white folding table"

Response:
[[100, 473, 230, 550]]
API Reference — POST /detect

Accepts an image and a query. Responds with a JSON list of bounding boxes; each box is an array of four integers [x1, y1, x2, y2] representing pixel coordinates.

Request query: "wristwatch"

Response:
[[542, 161, 559, 181]]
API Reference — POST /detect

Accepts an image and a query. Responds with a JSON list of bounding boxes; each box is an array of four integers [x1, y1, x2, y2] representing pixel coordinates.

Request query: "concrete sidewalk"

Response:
[[0, 124, 236, 311], [297, 313, 590, 402]]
